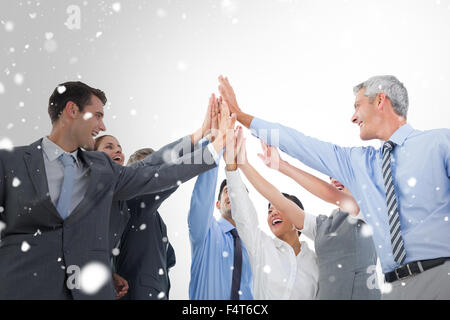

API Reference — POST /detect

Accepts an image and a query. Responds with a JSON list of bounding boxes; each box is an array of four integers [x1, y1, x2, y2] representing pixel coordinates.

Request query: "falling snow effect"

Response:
[[21, 241, 31, 252], [12, 177, 21, 187], [0, 138, 14, 151], [0, 221, 6, 233], [222, 251, 229, 258], [79, 262, 110, 295], [112, 248, 120, 256]]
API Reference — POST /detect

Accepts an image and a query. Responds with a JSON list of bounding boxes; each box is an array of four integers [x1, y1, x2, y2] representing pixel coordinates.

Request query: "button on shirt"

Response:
[[188, 166, 253, 300], [41, 137, 89, 217], [226, 169, 319, 300], [251, 118, 450, 274]]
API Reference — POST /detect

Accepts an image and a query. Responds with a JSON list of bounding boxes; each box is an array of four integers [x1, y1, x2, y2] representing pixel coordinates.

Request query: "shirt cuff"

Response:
[[206, 142, 221, 165]]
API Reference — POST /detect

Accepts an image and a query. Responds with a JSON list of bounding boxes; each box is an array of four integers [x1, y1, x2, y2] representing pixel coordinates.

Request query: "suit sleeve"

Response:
[[130, 135, 194, 168], [187, 166, 219, 246], [112, 142, 217, 201], [250, 117, 360, 191]]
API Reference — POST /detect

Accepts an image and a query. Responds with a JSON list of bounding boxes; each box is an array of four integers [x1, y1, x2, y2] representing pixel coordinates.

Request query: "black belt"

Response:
[[384, 257, 449, 283]]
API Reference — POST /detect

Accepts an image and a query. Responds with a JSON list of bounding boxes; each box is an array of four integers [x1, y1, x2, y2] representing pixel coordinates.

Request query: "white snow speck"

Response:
[[360, 224, 374, 237], [337, 264, 342, 268], [4, 21, 14, 32], [45, 32, 54, 40], [112, 248, 120, 256], [57, 85, 66, 94], [222, 251, 229, 258], [83, 112, 93, 120], [130, 109, 137, 116], [44, 39, 58, 53], [21, 241, 31, 252], [156, 8, 167, 18], [157, 291, 165, 299], [401, 282, 406, 286], [12, 177, 21, 187], [139, 224, 146, 230], [0, 137, 14, 151], [29, 13, 37, 19], [79, 262, 110, 295], [158, 268, 164, 275], [95, 31, 103, 38], [238, 290, 242, 295], [0, 82, 5, 94], [33, 229, 42, 236], [176, 180, 182, 186], [177, 61, 187, 71], [57, 257, 62, 262], [155, 195, 160, 200], [181, 13, 187, 20], [435, 187, 440, 191], [112, 2, 121, 12], [162, 237, 168, 243], [0, 206, 4, 213], [154, 173, 159, 178], [445, 217, 448, 222], [140, 202, 146, 209], [407, 177, 417, 187], [14, 73, 24, 86], [0, 221, 5, 233], [263, 265, 271, 274]]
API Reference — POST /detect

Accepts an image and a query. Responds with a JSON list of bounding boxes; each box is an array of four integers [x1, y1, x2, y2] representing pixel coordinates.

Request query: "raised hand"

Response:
[[218, 75, 241, 115], [217, 98, 237, 135], [257, 141, 282, 170], [236, 126, 248, 167], [191, 94, 220, 145]]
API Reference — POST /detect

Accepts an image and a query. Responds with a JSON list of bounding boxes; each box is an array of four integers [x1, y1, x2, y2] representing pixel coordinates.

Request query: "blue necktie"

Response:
[[56, 153, 76, 220], [229, 228, 242, 300]]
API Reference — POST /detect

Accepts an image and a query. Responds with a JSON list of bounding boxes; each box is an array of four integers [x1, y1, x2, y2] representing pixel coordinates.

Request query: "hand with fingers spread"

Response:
[[191, 93, 220, 145], [209, 98, 237, 154], [257, 141, 283, 171], [218, 75, 254, 128]]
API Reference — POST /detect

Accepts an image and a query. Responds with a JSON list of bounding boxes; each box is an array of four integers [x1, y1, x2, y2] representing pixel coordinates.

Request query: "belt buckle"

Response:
[[394, 264, 413, 281]]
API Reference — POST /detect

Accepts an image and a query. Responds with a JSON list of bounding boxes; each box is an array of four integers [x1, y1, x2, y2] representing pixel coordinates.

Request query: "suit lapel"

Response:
[[23, 139, 63, 222]]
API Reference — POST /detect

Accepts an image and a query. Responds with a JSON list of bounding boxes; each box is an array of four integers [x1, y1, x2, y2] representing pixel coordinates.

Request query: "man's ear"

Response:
[[215, 201, 220, 210], [376, 92, 387, 111], [64, 101, 79, 120]]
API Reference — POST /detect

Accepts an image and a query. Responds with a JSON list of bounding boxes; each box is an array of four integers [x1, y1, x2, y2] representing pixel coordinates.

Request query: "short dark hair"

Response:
[[268, 193, 304, 210], [218, 179, 227, 201], [94, 135, 114, 151], [48, 81, 107, 124]]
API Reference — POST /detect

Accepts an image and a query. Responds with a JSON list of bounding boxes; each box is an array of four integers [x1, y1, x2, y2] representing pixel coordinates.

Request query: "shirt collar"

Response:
[[217, 217, 236, 234], [382, 123, 415, 147], [42, 136, 80, 165]]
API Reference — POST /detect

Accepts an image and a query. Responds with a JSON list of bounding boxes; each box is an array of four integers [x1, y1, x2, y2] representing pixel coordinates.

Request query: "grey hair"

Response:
[[353, 75, 409, 118], [126, 147, 155, 166]]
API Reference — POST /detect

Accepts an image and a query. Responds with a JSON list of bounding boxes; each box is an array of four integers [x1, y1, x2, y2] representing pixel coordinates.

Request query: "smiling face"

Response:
[[71, 95, 106, 150], [96, 135, 125, 165], [351, 88, 383, 141], [267, 204, 296, 238]]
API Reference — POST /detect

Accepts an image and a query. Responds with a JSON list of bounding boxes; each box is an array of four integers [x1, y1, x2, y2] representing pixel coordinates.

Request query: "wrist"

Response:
[[226, 163, 238, 171]]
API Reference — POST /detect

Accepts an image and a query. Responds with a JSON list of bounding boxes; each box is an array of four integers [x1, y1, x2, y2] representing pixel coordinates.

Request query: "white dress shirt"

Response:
[[226, 169, 319, 300], [41, 136, 90, 216]]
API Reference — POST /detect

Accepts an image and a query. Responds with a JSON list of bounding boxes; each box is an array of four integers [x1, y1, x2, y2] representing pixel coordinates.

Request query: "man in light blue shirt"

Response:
[[188, 162, 254, 300], [218, 75, 450, 299]]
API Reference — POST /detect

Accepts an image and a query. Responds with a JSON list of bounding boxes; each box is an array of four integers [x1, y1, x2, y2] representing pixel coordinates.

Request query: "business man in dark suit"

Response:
[[114, 148, 179, 300], [0, 81, 233, 299]]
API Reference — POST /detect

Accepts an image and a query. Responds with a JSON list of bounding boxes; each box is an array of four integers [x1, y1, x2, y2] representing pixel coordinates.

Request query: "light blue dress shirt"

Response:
[[188, 166, 254, 300], [251, 118, 450, 274]]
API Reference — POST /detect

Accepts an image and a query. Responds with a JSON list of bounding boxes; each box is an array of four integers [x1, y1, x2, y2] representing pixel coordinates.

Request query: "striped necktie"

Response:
[[382, 141, 406, 265]]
